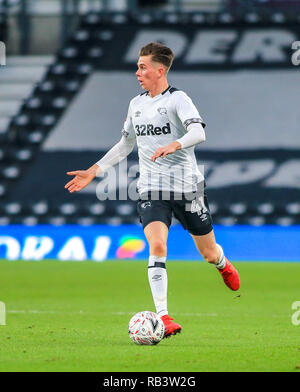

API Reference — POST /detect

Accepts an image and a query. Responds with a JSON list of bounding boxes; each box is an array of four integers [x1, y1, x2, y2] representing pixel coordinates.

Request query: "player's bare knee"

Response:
[[150, 239, 167, 256]]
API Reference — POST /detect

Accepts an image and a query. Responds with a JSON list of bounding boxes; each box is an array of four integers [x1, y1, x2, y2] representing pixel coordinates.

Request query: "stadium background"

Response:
[[0, 0, 299, 262], [0, 0, 300, 374]]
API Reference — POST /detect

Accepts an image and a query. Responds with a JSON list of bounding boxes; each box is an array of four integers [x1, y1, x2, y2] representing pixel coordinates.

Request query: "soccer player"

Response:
[[65, 42, 240, 338]]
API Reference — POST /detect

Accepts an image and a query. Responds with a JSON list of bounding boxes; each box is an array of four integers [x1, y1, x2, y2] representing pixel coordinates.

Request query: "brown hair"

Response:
[[139, 42, 174, 73]]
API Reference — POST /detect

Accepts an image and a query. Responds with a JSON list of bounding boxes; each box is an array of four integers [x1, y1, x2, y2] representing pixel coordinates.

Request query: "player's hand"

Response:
[[151, 141, 181, 162], [64, 165, 99, 193]]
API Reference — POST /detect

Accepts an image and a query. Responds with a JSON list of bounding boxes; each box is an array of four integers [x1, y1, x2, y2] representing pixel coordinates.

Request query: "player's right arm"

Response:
[[152, 91, 206, 161], [65, 103, 136, 194], [64, 164, 99, 194]]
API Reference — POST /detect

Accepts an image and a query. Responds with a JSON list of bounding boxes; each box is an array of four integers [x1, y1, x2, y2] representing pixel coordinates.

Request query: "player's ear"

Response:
[[158, 64, 166, 77]]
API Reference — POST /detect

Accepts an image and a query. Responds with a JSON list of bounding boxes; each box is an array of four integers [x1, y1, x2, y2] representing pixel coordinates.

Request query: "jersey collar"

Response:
[[145, 85, 171, 98], [161, 85, 171, 95]]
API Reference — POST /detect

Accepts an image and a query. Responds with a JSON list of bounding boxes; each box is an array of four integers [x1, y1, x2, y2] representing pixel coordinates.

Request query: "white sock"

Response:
[[148, 255, 168, 317], [215, 244, 226, 270]]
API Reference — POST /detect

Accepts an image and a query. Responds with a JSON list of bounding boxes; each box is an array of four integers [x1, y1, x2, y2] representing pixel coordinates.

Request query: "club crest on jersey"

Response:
[[134, 111, 142, 117], [141, 201, 151, 209], [157, 107, 167, 115]]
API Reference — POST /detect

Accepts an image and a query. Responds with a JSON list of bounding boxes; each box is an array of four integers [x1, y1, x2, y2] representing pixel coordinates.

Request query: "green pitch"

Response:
[[0, 260, 299, 372]]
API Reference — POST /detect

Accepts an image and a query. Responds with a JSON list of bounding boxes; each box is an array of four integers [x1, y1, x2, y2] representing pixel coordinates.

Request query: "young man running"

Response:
[[65, 42, 240, 338]]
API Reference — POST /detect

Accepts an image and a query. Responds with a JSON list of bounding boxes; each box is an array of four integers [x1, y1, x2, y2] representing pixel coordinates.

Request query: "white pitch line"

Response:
[[7, 310, 218, 317], [112, 311, 218, 317], [8, 310, 84, 315], [7, 311, 286, 319]]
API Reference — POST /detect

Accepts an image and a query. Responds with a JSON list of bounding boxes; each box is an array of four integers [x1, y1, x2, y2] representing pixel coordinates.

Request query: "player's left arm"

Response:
[[152, 92, 206, 161]]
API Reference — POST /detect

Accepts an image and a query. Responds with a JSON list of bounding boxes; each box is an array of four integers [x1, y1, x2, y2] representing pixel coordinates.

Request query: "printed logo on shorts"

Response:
[[135, 111, 142, 117], [190, 197, 208, 220], [141, 201, 151, 209]]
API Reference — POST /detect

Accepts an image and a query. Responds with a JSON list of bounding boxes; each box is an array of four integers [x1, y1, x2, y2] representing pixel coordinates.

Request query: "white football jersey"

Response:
[[122, 86, 206, 194]]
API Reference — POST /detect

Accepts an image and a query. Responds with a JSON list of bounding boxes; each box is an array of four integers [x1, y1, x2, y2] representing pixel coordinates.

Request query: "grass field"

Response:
[[0, 259, 299, 372]]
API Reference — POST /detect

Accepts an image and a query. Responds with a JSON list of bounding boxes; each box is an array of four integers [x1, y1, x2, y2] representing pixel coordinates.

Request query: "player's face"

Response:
[[136, 55, 164, 91]]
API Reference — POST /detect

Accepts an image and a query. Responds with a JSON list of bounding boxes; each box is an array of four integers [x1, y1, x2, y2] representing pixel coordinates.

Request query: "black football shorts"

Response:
[[137, 189, 213, 236]]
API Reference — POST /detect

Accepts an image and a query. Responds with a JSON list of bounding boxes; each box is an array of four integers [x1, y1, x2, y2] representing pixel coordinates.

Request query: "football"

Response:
[[128, 311, 165, 345]]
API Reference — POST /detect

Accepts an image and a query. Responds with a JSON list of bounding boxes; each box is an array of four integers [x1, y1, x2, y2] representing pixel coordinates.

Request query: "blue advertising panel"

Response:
[[0, 224, 299, 262]]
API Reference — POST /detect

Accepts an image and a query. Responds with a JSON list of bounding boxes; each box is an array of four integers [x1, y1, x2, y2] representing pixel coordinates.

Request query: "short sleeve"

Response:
[[121, 101, 136, 141], [174, 92, 206, 130]]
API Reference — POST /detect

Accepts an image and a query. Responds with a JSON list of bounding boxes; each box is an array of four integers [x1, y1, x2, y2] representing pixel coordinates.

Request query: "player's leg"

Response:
[[137, 197, 182, 336], [143, 221, 181, 337], [191, 230, 240, 291], [144, 220, 168, 258], [190, 229, 220, 265], [172, 193, 240, 291], [144, 221, 169, 316], [137, 199, 172, 317]]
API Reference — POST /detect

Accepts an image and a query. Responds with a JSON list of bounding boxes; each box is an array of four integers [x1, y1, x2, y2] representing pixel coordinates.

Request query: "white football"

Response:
[[128, 311, 165, 345]]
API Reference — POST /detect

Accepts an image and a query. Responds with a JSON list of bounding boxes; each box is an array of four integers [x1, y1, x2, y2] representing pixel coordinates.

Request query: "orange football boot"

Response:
[[161, 315, 182, 338], [218, 258, 240, 291]]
